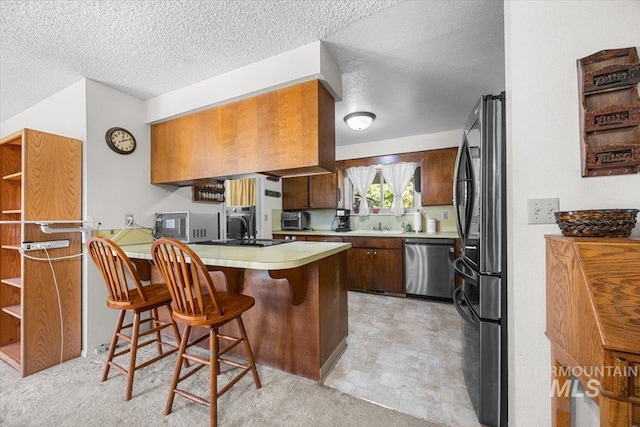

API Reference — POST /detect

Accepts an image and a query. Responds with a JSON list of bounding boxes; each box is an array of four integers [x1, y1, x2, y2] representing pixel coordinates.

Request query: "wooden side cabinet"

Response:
[[282, 172, 338, 211], [0, 129, 81, 377], [546, 235, 640, 426], [421, 147, 457, 206], [344, 237, 404, 295]]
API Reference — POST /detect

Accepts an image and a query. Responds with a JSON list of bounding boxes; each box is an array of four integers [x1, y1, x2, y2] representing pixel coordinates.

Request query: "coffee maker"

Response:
[[335, 209, 351, 232]]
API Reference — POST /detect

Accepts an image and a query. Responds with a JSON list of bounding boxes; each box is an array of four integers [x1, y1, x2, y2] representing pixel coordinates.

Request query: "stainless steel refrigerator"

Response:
[[452, 92, 507, 427]]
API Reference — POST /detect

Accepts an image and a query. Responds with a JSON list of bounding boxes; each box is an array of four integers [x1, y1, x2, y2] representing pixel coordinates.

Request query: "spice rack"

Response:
[[577, 47, 640, 177], [193, 180, 225, 203]]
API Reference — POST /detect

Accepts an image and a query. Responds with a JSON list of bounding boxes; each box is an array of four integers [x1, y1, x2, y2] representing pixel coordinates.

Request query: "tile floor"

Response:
[[324, 291, 480, 427]]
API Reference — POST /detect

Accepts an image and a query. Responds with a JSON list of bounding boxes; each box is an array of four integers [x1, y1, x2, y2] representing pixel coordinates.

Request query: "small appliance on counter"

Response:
[[226, 205, 256, 240], [335, 209, 351, 232], [281, 211, 310, 231], [154, 211, 220, 243]]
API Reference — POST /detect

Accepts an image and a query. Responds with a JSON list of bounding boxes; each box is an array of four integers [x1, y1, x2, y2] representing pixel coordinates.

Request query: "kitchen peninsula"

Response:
[[122, 240, 350, 382]]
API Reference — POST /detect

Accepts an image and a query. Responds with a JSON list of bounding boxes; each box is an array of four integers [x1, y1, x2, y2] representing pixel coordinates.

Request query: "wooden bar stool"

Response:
[[151, 238, 261, 427], [87, 236, 182, 401]]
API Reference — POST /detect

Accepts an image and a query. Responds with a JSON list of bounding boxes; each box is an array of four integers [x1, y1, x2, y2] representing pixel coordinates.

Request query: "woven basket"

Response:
[[554, 209, 639, 237]]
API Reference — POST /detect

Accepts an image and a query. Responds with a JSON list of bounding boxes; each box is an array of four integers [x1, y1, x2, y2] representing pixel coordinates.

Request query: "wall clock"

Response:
[[105, 127, 136, 155]]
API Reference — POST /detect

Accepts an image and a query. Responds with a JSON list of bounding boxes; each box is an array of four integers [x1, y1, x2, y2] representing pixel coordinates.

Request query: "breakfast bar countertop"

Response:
[[121, 241, 352, 270]]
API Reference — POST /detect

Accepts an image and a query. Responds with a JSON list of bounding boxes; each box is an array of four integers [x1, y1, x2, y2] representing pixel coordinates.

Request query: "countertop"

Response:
[[121, 241, 352, 271], [272, 229, 459, 239]]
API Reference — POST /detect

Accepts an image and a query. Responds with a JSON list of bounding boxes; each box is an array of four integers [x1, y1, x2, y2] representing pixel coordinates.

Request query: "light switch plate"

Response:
[[527, 198, 560, 224]]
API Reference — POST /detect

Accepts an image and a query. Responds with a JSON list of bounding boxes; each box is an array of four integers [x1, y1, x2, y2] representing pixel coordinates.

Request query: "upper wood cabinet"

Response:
[[282, 177, 309, 210], [151, 80, 336, 186], [309, 173, 338, 209], [282, 172, 338, 211], [421, 147, 457, 206]]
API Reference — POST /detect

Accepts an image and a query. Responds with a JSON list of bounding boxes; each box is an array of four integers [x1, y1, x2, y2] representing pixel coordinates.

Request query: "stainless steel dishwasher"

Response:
[[404, 238, 456, 300]]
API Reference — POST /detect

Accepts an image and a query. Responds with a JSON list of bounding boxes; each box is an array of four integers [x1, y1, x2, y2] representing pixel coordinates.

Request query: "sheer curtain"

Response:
[[381, 162, 419, 216], [346, 165, 377, 216], [227, 178, 256, 206]]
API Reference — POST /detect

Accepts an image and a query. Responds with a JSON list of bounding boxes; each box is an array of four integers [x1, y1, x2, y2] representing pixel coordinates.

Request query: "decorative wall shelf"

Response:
[[577, 47, 640, 177]]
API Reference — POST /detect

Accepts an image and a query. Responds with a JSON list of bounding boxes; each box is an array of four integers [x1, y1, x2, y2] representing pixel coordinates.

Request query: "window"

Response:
[[352, 165, 417, 213]]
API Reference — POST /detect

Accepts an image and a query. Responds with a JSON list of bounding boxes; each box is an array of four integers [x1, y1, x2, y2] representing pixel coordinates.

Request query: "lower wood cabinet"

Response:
[[343, 237, 404, 295], [272, 233, 405, 295]]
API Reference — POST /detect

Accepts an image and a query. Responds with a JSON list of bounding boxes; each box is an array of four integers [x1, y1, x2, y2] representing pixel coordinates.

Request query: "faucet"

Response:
[[378, 222, 382, 231]]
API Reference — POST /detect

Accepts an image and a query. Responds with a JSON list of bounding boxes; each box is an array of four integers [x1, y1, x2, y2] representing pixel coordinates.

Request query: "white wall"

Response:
[[336, 129, 460, 160], [145, 40, 342, 124], [258, 177, 283, 239], [84, 80, 224, 353], [0, 80, 86, 139], [506, 2, 640, 426]]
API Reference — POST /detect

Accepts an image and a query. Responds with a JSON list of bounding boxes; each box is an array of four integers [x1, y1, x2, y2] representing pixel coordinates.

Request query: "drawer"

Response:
[[305, 235, 343, 242], [343, 237, 403, 249]]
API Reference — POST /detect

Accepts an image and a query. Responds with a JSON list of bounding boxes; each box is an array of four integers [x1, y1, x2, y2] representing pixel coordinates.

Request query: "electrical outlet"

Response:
[[125, 214, 134, 226], [442, 211, 449, 220], [527, 198, 560, 224], [21, 240, 70, 251]]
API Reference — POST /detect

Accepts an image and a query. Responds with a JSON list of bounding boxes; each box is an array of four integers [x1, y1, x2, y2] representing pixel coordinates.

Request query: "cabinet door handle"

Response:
[[373, 251, 377, 255]]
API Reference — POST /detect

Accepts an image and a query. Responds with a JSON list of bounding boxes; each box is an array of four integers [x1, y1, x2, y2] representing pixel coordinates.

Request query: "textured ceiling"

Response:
[[0, 0, 504, 146]]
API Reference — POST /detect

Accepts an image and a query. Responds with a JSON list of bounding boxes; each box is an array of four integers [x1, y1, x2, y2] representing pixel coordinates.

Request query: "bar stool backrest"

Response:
[[88, 236, 147, 305], [151, 238, 224, 319]]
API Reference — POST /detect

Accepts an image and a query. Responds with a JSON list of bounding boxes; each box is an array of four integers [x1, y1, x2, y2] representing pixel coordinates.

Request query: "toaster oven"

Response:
[[281, 212, 310, 231]]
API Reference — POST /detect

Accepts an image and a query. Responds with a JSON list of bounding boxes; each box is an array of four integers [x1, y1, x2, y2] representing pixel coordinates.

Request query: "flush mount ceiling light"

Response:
[[344, 112, 376, 131]]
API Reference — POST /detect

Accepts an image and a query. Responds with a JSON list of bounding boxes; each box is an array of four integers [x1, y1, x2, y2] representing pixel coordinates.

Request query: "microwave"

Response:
[[281, 212, 310, 231], [154, 211, 219, 243]]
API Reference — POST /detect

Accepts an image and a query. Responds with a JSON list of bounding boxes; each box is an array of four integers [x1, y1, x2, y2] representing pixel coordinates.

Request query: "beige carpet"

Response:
[[0, 346, 437, 426]]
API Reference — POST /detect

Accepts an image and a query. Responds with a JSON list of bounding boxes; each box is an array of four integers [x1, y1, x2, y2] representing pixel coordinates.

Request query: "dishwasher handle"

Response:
[[405, 238, 456, 245]]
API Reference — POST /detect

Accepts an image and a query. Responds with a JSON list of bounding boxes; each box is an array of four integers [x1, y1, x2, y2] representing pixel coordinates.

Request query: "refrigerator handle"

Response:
[[453, 287, 478, 330], [453, 257, 478, 284]]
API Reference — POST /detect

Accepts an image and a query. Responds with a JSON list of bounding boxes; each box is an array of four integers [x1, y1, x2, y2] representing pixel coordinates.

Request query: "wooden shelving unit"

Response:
[[0, 128, 82, 377]]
